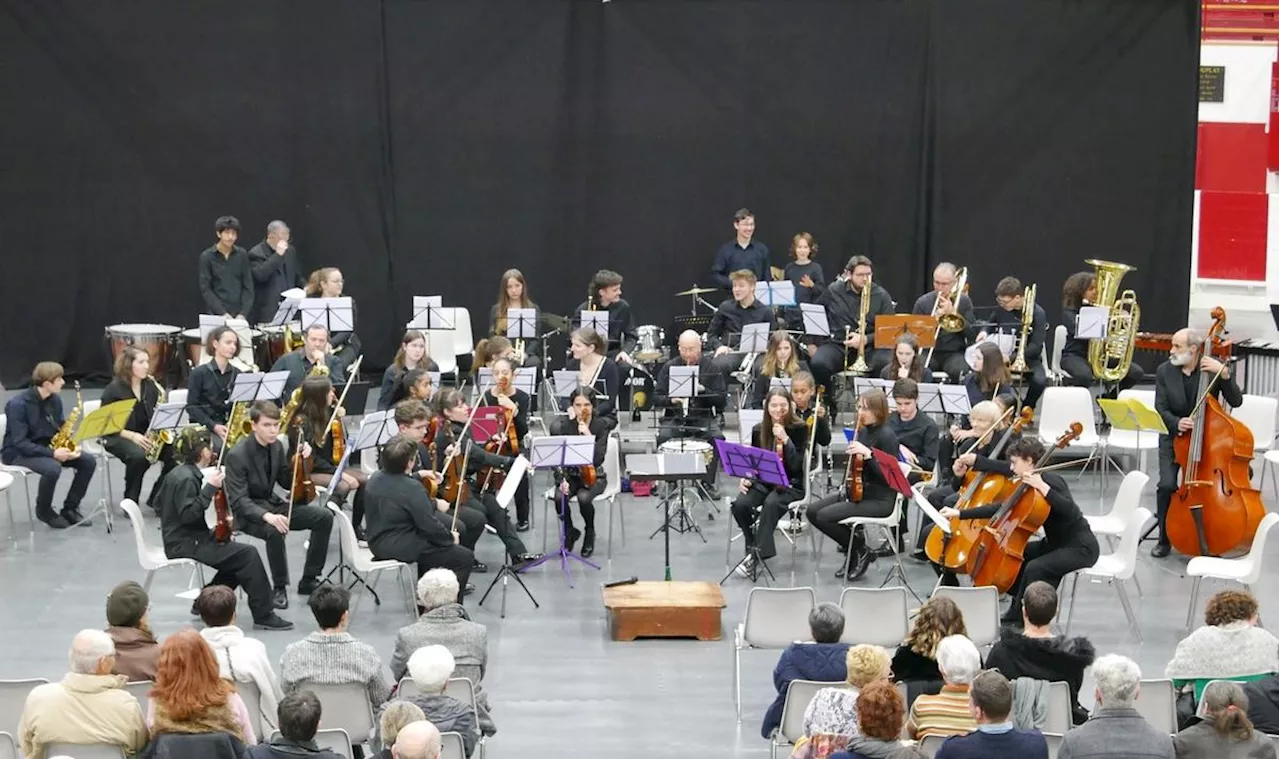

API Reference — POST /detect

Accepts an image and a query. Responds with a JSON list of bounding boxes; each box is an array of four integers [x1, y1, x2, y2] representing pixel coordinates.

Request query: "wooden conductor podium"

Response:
[[602, 581, 726, 641]]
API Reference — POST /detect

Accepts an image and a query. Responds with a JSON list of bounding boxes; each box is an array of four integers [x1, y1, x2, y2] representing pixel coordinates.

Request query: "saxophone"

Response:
[[223, 401, 252, 449], [50, 381, 83, 452], [279, 362, 329, 432], [144, 377, 171, 464], [1084, 259, 1140, 383], [1009, 283, 1036, 375]]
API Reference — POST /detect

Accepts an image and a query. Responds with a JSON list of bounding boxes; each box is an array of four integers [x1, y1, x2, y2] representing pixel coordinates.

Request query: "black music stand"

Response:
[[754, 281, 797, 309], [229, 371, 289, 406], [407, 295, 453, 331], [73, 399, 137, 532], [716, 440, 789, 585], [519, 436, 600, 587], [478, 454, 540, 618], [300, 297, 354, 338], [580, 310, 608, 341], [627, 451, 707, 581]]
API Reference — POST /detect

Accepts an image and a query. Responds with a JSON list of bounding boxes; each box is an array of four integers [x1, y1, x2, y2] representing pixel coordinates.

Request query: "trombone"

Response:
[[923, 266, 968, 368]]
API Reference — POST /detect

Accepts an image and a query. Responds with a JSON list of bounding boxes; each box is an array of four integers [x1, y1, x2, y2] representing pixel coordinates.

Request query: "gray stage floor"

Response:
[[0, 386, 1276, 758]]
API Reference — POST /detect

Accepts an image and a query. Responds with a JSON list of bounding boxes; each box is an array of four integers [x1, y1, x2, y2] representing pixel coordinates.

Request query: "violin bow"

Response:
[[320, 355, 364, 444], [960, 405, 1014, 456]]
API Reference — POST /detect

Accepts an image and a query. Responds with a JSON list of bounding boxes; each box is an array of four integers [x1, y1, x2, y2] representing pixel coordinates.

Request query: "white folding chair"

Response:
[[0, 731, 16, 759], [235, 677, 266, 737], [1107, 389, 1161, 472], [439, 732, 466, 759], [1233, 394, 1279, 488], [1044, 680, 1073, 734], [830, 492, 909, 595], [119, 499, 203, 594], [303, 681, 376, 747], [1048, 325, 1068, 385], [1045, 732, 1064, 759], [1185, 512, 1279, 628], [423, 329, 458, 376], [931, 586, 1000, 648], [448, 307, 474, 369], [919, 734, 947, 757], [598, 436, 625, 558], [733, 587, 818, 718], [443, 677, 485, 756], [771, 679, 848, 758], [1084, 469, 1149, 597], [43, 744, 126, 759], [1064, 507, 1151, 641], [313, 728, 354, 759], [0, 415, 38, 525], [123, 680, 152, 716], [0, 678, 48, 735], [838, 587, 909, 647], [1133, 678, 1178, 734], [1038, 386, 1108, 483], [0, 472, 16, 532], [327, 504, 415, 623]]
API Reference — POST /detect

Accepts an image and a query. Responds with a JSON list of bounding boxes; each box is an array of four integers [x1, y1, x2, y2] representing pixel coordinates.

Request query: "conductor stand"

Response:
[[716, 439, 789, 586], [627, 450, 708, 581], [478, 455, 539, 617], [333, 410, 398, 595], [74, 399, 138, 533], [519, 436, 600, 587]]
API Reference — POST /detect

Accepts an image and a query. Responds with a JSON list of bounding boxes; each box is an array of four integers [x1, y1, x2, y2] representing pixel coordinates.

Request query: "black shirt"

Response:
[[1154, 359, 1243, 436], [564, 356, 621, 425], [784, 261, 826, 304], [711, 240, 770, 288], [197, 245, 254, 317], [99, 378, 161, 436], [989, 304, 1047, 362], [365, 471, 456, 563], [246, 240, 305, 324], [270, 349, 346, 398], [912, 291, 978, 355], [814, 281, 896, 345], [889, 412, 939, 473], [1060, 306, 1088, 359], [748, 421, 809, 489], [706, 298, 777, 350], [654, 356, 728, 418], [573, 299, 638, 355], [479, 389, 530, 440], [186, 360, 238, 428], [154, 463, 219, 553], [855, 422, 901, 501], [377, 360, 441, 411]]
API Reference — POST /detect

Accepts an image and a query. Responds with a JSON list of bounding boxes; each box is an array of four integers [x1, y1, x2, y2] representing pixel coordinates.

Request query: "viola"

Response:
[[212, 486, 233, 543], [291, 423, 317, 505], [1166, 307, 1265, 557], [330, 419, 345, 465], [846, 415, 864, 502], [438, 421, 472, 504], [965, 423, 1083, 592], [579, 404, 598, 487], [480, 383, 521, 493]]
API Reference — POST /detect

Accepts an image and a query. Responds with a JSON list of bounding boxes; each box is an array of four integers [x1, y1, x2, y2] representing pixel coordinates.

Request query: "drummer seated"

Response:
[[270, 324, 346, 397], [654, 331, 728, 489]]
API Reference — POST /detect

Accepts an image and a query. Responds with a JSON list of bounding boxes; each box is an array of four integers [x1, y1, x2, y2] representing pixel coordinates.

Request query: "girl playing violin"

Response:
[[293, 375, 368, 538], [479, 357, 533, 531], [549, 386, 611, 557], [805, 388, 901, 580], [730, 388, 810, 578], [940, 437, 1099, 624]]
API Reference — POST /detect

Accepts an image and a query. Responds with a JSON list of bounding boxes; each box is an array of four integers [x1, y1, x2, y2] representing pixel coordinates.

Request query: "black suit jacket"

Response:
[[365, 471, 455, 562], [270, 349, 346, 398], [223, 436, 291, 522], [1154, 359, 1243, 440], [247, 240, 305, 324], [155, 463, 219, 555], [654, 356, 727, 418]]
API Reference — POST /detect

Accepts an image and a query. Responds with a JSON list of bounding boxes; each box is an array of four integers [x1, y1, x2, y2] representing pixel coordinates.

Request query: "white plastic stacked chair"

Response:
[[120, 499, 203, 593], [1184, 512, 1279, 628], [838, 587, 909, 647], [0, 415, 38, 525], [931, 586, 1001, 648], [327, 503, 415, 623], [1063, 507, 1151, 641], [771, 679, 848, 759], [733, 587, 817, 719]]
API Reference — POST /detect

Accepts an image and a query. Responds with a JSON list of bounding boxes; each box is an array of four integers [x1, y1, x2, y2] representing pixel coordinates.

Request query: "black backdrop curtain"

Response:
[[0, 0, 1199, 387]]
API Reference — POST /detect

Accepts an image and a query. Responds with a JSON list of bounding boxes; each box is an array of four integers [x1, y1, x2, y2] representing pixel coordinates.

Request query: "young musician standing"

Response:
[[654, 330, 728, 492], [805, 388, 901, 580], [941, 437, 1100, 624], [488, 269, 542, 368], [549, 387, 612, 557], [1, 361, 96, 529], [911, 263, 977, 383], [197, 215, 254, 320], [292, 375, 368, 538], [784, 233, 825, 304], [270, 323, 345, 397], [808, 255, 897, 389], [575, 270, 638, 366], [479, 357, 533, 532], [982, 277, 1048, 410], [565, 328, 620, 426], [304, 268, 362, 377], [100, 347, 176, 508], [247, 220, 305, 325], [711, 208, 769, 288], [730, 388, 809, 577], [223, 402, 334, 609], [1150, 327, 1242, 558], [187, 326, 242, 445], [706, 269, 777, 377], [152, 427, 292, 630], [748, 331, 807, 409], [1059, 271, 1142, 391], [378, 331, 440, 411]]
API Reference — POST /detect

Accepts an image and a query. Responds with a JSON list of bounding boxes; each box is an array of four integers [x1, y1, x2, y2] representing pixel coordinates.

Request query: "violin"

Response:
[[925, 406, 1031, 571], [480, 378, 521, 493], [846, 414, 864, 502], [439, 423, 472, 505], [579, 404, 598, 487], [212, 486, 233, 543], [1166, 307, 1264, 557], [966, 423, 1083, 592], [290, 423, 317, 505], [330, 419, 345, 465], [321, 355, 361, 467]]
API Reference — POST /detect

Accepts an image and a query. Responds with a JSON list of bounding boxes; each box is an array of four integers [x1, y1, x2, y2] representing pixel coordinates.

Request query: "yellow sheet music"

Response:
[[1097, 397, 1168, 434]]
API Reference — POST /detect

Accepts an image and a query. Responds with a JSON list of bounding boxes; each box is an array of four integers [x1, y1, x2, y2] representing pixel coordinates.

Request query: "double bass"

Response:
[[1166, 308, 1264, 557], [925, 406, 1032, 571], [966, 423, 1083, 593]]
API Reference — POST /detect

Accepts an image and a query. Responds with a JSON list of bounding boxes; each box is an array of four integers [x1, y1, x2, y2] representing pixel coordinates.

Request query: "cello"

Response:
[[925, 406, 1032, 571], [966, 423, 1083, 593], [1166, 308, 1264, 557]]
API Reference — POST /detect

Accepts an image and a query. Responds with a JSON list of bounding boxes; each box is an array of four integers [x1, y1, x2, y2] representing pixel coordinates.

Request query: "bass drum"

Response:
[[105, 324, 181, 382]]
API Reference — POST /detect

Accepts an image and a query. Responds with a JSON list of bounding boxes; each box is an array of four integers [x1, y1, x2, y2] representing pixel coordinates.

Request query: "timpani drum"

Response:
[[257, 325, 288, 369], [181, 328, 208, 367], [105, 323, 181, 378], [658, 438, 715, 467]]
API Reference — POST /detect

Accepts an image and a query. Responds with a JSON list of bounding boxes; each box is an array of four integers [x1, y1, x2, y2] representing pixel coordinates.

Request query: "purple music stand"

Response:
[[715, 439, 790, 584], [518, 435, 600, 586]]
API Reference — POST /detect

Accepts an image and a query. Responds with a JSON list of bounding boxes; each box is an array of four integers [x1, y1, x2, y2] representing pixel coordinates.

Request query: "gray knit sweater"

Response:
[[279, 632, 392, 712]]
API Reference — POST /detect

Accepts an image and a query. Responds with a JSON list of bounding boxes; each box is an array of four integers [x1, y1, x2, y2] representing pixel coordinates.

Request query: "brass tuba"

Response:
[[1084, 259, 1139, 383]]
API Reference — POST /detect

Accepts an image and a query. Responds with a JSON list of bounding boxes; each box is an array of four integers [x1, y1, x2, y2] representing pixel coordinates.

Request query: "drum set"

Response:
[[104, 322, 292, 383]]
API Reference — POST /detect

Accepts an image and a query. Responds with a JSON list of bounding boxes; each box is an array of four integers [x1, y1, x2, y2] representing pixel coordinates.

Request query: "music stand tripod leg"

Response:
[[479, 555, 539, 619]]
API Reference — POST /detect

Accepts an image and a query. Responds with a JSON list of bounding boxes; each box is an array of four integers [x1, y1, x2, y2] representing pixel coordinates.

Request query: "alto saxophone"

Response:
[[50, 381, 83, 452], [144, 376, 171, 463], [223, 401, 252, 449]]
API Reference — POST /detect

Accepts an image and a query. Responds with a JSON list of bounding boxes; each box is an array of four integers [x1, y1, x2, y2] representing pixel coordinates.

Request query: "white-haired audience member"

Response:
[[1173, 680, 1277, 759], [393, 720, 442, 759], [376, 701, 427, 759], [390, 569, 495, 735], [18, 629, 149, 759], [907, 634, 981, 739], [377, 646, 478, 757], [1059, 654, 1175, 759]]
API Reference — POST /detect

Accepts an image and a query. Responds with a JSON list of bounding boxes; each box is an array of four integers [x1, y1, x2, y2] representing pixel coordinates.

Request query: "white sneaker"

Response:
[[734, 555, 757, 578]]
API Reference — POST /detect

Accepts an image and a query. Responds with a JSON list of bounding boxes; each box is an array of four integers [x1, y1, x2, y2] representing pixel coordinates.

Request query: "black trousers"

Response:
[[102, 436, 176, 506], [558, 473, 606, 532], [731, 483, 801, 560], [456, 491, 528, 561], [237, 502, 333, 590], [1154, 439, 1179, 546], [809, 343, 891, 391], [416, 544, 475, 601], [1017, 363, 1048, 411], [806, 488, 897, 553], [927, 350, 970, 384], [1003, 532, 1100, 612], [513, 476, 531, 525], [437, 502, 486, 550], [170, 538, 276, 623], [8, 453, 96, 515], [1060, 354, 1142, 392]]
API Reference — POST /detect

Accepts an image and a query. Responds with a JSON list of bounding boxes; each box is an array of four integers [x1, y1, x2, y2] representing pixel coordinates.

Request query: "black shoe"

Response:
[[834, 564, 847, 579], [297, 578, 321, 596], [353, 524, 366, 543], [872, 540, 896, 558], [470, 560, 489, 573], [253, 614, 295, 631], [514, 552, 543, 567], [37, 510, 70, 529], [848, 547, 875, 581], [462, 583, 476, 596], [272, 589, 289, 610], [62, 508, 89, 527], [581, 529, 596, 558], [516, 520, 531, 533], [909, 549, 929, 562], [566, 527, 582, 552], [1150, 542, 1171, 558]]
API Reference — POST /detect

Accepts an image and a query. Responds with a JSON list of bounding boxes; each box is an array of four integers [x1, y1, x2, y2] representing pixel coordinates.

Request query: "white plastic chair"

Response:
[[598, 436, 625, 558], [1234, 394, 1279, 489], [360, 446, 378, 476], [327, 504, 415, 623], [448, 307, 474, 368], [1107, 390, 1161, 472], [235, 677, 266, 738], [268, 728, 353, 759], [1038, 386, 1102, 463], [733, 587, 818, 718], [919, 734, 946, 757], [119, 499, 202, 593], [830, 490, 908, 592], [303, 681, 376, 747], [738, 410, 764, 444], [1266, 451, 1280, 502], [1044, 680, 1073, 734], [423, 329, 458, 376], [1133, 678, 1178, 734], [1084, 470, 1149, 598], [0, 415, 38, 525], [77, 399, 121, 506], [931, 586, 1001, 648], [1184, 512, 1280, 628], [771, 679, 848, 758], [1064, 507, 1151, 641], [0, 472, 15, 532], [0, 678, 48, 736], [838, 587, 909, 647], [1045, 732, 1064, 759], [123, 680, 152, 715], [1048, 325, 1068, 385], [43, 744, 126, 759], [0, 731, 16, 759], [440, 731, 466, 759]]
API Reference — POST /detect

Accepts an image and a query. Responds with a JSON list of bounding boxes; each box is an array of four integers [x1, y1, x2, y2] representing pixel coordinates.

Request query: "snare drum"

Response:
[[659, 438, 715, 466], [105, 324, 181, 378], [636, 325, 666, 362]]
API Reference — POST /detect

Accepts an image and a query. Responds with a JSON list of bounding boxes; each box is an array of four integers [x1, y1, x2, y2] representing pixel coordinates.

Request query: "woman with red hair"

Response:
[[147, 629, 256, 747]]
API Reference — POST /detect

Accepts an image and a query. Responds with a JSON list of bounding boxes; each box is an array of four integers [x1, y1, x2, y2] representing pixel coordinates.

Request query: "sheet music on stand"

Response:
[[916, 382, 971, 416], [852, 377, 896, 407], [668, 365, 699, 399], [740, 322, 771, 354], [299, 297, 355, 333], [754, 281, 797, 308], [799, 303, 830, 337], [229, 371, 290, 404], [505, 308, 538, 341], [407, 296, 450, 330], [1077, 306, 1109, 339], [147, 402, 192, 435], [476, 367, 537, 396], [528, 435, 596, 469], [268, 298, 301, 328], [551, 370, 581, 398], [580, 310, 608, 340], [352, 410, 399, 451], [768, 376, 794, 393]]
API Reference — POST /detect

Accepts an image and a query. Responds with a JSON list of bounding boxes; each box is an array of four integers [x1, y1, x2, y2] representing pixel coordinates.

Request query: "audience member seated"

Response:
[[984, 581, 1096, 725], [935, 670, 1048, 759], [197, 585, 284, 733], [907, 635, 980, 740], [1173, 680, 1277, 759], [104, 581, 161, 683], [147, 629, 256, 744], [1167, 590, 1280, 702], [829, 680, 912, 759], [247, 690, 344, 759], [375, 701, 426, 759], [393, 721, 442, 759], [280, 584, 393, 715], [378, 646, 478, 757], [18, 629, 149, 759], [794, 645, 892, 757], [762, 602, 852, 739], [1060, 654, 1174, 759], [892, 596, 968, 703], [1242, 675, 1278, 735], [391, 569, 495, 736]]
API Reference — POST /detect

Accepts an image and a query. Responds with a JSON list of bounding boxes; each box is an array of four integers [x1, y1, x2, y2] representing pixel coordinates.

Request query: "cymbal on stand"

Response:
[[675, 285, 719, 297]]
